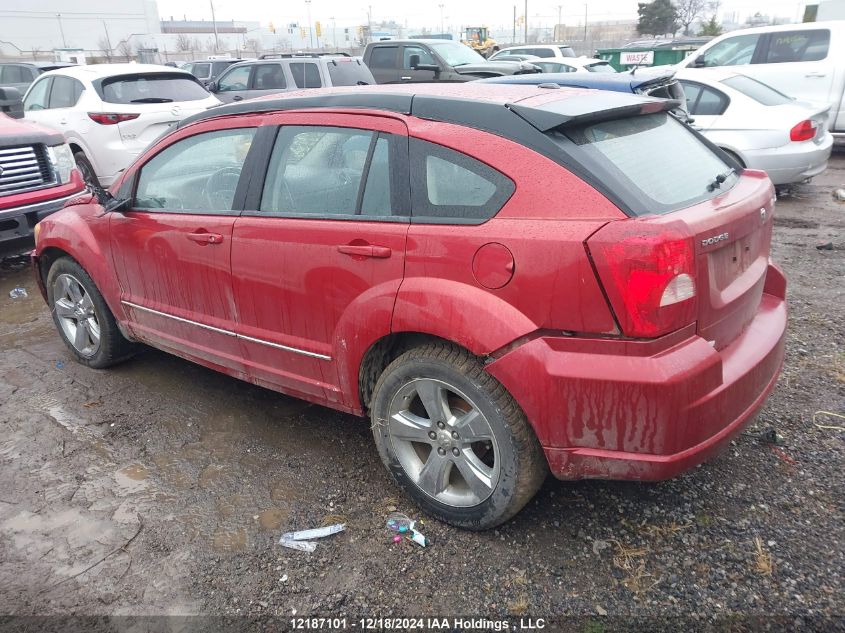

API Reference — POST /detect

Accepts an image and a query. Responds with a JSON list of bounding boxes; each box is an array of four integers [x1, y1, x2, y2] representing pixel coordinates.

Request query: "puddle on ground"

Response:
[[212, 527, 246, 552], [256, 508, 290, 531], [114, 464, 151, 495]]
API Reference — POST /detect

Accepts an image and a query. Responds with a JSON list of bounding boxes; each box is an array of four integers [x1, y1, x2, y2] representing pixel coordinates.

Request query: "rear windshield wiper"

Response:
[[706, 168, 735, 192], [130, 97, 174, 103]]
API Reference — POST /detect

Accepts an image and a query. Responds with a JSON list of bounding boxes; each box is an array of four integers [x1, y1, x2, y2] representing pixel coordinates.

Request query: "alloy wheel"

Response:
[[53, 273, 101, 357]]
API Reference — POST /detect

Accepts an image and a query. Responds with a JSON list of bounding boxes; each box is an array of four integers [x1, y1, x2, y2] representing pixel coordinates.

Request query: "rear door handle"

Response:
[[401, 76, 412, 81], [805, 72, 827, 77], [337, 244, 392, 258], [187, 232, 224, 245]]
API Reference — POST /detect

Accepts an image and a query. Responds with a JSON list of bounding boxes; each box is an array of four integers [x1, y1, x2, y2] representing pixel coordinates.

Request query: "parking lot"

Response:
[[1, 153, 843, 626]]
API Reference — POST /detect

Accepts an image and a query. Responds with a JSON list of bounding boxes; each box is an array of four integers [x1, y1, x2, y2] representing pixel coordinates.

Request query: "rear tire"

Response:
[[46, 257, 135, 369], [73, 151, 100, 189], [370, 342, 547, 530]]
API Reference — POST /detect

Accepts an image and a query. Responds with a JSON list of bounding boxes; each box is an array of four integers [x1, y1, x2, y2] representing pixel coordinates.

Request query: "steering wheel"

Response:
[[203, 167, 242, 209]]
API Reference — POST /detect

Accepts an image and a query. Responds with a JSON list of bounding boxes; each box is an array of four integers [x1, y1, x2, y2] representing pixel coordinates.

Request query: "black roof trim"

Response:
[[176, 93, 414, 129], [507, 93, 681, 132]]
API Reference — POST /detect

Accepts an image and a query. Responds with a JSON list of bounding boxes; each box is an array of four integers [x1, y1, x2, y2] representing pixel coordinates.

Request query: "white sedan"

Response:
[[22, 64, 220, 187], [527, 58, 617, 74], [675, 68, 833, 186]]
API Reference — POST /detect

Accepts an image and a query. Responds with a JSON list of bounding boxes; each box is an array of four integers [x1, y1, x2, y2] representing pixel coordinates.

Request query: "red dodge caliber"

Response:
[[32, 84, 787, 529]]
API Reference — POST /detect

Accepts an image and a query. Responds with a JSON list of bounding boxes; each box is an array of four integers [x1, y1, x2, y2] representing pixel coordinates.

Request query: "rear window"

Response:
[[721, 75, 792, 106], [559, 112, 735, 214], [327, 59, 374, 86], [98, 73, 209, 104], [585, 62, 616, 73]]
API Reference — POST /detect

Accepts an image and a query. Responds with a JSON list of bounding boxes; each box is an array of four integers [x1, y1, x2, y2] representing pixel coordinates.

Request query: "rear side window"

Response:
[[260, 126, 399, 218], [721, 75, 791, 105], [48, 76, 83, 108], [558, 47, 576, 58], [680, 81, 729, 115], [98, 73, 209, 103], [290, 62, 322, 88], [528, 48, 555, 58], [536, 61, 574, 73], [327, 60, 375, 86], [369, 46, 397, 68], [559, 112, 735, 214], [765, 29, 830, 63], [410, 139, 515, 223], [254, 64, 287, 89]]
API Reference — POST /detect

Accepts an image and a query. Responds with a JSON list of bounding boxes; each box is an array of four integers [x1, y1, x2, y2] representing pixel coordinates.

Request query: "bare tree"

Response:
[[175, 33, 193, 52], [117, 39, 135, 61], [98, 36, 113, 61], [674, 0, 708, 36], [245, 38, 261, 56], [30, 47, 41, 61]]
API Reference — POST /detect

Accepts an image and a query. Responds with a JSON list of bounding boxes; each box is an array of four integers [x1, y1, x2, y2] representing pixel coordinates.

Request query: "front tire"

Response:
[[370, 342, 547, 530], [46, 257, 134, 368]]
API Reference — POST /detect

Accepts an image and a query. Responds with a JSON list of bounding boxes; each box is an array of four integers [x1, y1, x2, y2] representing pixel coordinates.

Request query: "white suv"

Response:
[[22, 64, 220, 187], [490, 44, 576, 60]]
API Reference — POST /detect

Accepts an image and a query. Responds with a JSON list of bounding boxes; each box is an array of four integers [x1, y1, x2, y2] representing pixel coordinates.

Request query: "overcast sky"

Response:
[[157, 0, 808, 30]]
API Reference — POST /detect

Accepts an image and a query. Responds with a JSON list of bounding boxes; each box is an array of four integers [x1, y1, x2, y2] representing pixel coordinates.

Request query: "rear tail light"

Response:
[[789, 119, 816, 142], [88, 112, 141, 125], [587, 221, 697, 338]]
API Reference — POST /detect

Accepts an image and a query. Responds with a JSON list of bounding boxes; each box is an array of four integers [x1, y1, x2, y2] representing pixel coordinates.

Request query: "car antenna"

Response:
[[629, 63, 639, 76]]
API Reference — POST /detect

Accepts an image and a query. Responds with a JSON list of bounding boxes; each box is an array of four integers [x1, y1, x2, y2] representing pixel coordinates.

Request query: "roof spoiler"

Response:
[[507, 95, 682, 132]]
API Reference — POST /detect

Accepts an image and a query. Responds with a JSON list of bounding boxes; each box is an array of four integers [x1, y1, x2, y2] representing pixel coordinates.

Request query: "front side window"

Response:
[[403, 46, 436, 69], [254, 64, 287, 90], [585, 62, 616, 73], [701, 34, 761, 67], [290, 63, 322, 88], [217, 65, 251, 91], [135, 128, 256, 212], [560, 112, 736, 214], [24, 78, 51, 111], [260, 126, 395, 217], [529, 48, 556, 58], [765, 29, 830, 63], [536, 61, 574, 73], [410, 139, 515, 223]]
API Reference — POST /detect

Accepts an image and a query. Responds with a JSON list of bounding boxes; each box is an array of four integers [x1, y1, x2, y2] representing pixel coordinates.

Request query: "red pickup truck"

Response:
[[0, 88, 84, 256]]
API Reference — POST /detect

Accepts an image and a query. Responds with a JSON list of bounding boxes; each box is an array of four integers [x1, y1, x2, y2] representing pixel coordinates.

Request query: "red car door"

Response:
[[231, 113, 410, 409], [111, 125, 259, 372]]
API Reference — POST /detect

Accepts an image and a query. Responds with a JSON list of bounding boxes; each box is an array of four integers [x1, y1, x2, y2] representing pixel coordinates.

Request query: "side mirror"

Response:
[[0, 87, 24, 119], [692, 54, 705, 68], [207, 80, 218, 92], [409, 54, 421, 69]]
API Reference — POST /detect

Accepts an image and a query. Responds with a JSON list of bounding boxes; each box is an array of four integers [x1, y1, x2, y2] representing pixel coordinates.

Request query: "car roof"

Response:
[[32, 61, 77, 69], [477, 71, 673, 92], [40, 63, 195, 80], [705, 19, 845, 38], [177, 83, 673, 132], [534, 57, 608, 66], [674, 67, 742, 83]]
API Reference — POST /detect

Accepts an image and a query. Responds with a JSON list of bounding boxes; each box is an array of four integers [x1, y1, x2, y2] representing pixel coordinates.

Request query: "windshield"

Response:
[[721, 75, 792, 106], [586, 62, 617, 73], [98, 73, 209, 104], [557, 112, 736, 214], [430, 42, 486, 66]]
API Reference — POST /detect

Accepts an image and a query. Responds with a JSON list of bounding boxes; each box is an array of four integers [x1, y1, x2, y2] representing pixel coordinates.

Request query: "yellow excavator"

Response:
[[462, 27, 499, 58]]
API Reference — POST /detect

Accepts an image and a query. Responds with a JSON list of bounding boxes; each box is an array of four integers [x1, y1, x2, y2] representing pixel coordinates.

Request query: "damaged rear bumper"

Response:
[[486, 263, 788, 481]]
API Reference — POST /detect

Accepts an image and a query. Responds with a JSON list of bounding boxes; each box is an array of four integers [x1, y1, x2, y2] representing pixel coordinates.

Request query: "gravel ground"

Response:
[[0, 155, 843, 632]]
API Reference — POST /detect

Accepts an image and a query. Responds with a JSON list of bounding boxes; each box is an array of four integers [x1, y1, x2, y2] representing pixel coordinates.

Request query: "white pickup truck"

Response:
[[675, 20, 845, 137]]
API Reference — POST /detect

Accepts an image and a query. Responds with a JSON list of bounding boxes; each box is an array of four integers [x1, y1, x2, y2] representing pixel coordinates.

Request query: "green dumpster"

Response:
[[597, 38, 711, 71]]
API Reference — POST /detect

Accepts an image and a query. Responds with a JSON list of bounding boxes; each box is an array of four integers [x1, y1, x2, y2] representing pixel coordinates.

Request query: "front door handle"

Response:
[[401, 76, 412, 81], [805, 72, 827, 77], [232, 95, 244, 101], [187, 231, 224, 245], [337, 244, 392, 258]]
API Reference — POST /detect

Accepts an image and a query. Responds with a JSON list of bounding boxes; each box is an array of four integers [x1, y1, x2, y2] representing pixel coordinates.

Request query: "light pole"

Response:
[[524, 0, 528, 43], [102, 20, 113, 57], [331, 16, 337, 51], [305, 0, 314, 49], [438, 4, 444, 34], [557, 4, 562, 40], [56, 14, 67, 48], [209, 0, 219, 52]]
